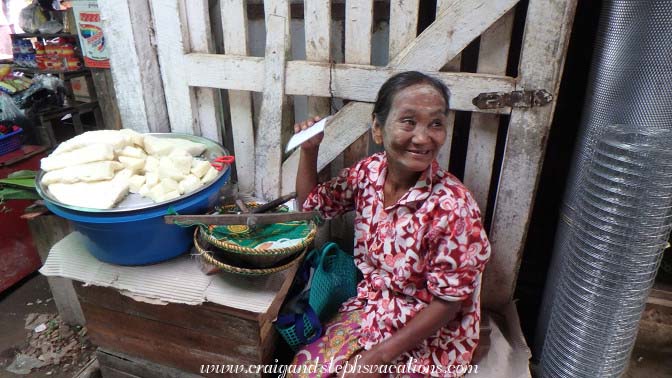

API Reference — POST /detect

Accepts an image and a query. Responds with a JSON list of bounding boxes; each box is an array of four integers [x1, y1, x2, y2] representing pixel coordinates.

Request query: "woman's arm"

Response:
[[370, 299, 460, 363], [294, 116, 323, 210]]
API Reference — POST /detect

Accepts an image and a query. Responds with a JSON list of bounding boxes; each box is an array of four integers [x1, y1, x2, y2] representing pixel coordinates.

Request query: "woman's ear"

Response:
[[371, 116, 383, 145]]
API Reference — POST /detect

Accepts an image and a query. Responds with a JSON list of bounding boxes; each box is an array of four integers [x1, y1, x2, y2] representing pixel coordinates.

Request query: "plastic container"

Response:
[[42, 167, 230, 265], [36, 133, 232, 265], [0, 128, 22, 156]]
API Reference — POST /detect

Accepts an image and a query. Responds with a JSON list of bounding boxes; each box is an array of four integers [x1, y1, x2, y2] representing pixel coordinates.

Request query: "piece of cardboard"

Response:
[[39, 232, 288, 313]]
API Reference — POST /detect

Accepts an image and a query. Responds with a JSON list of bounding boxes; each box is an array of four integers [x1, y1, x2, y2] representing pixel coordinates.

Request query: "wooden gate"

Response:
[[144, 0, 577, 309]]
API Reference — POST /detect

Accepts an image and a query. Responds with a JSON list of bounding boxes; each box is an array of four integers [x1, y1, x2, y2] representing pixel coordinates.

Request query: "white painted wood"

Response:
[[184, 56, 514, 113], [150, 0, 197, 134], [484, 0, 578, 309], [98, 0, 169, 133], [187, 0, 222, 142], [285, 62, 515, 113], [464, 10, 515, 211], [345, 0, 373, 65], [388, 0, 419, 60], [435, 0, 460, 170], [185, 54, 264, 91], [256, 1, 290, 200], [392, 0, 519, 70], [221, 0, 256, 194], [304, 0, 332, 118]]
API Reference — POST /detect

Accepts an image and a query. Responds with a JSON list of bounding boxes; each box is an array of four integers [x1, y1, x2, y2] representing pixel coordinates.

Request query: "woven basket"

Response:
[[194, 232, 306, 276], [198, 201, 317, 267]]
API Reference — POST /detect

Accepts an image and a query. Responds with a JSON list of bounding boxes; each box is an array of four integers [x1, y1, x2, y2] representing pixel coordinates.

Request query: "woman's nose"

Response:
[[412, 126, 431, 144]]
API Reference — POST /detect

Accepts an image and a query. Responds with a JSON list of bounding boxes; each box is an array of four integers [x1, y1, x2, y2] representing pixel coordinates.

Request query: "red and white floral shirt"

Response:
[[303, 152, 491, 377]]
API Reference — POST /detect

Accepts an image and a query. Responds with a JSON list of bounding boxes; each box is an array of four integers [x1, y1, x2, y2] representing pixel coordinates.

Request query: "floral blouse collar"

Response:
[[373, 152, 440, 209]]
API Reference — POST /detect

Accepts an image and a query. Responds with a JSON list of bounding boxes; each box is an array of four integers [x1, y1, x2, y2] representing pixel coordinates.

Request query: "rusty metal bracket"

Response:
[[472, 89, 553, 110]]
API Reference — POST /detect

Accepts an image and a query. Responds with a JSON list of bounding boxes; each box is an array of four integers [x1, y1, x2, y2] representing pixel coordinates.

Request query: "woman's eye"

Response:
[[431, 121, 444, 128], [402, 118, 415, 125]]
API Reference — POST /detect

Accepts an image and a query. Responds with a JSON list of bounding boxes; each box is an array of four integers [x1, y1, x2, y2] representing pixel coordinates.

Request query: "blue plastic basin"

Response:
[[43, 168, 230, 265]]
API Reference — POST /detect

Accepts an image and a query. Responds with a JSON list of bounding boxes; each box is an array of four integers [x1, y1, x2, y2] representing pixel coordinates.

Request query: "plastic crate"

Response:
[[0, 128, 22, 156]]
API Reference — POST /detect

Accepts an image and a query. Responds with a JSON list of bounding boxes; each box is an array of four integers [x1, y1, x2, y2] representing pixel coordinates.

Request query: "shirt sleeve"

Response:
[[425, 190, 491, 302], [302, 161, 361, 219]]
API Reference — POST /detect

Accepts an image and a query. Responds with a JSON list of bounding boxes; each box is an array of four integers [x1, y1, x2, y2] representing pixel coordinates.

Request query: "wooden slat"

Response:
[[304, 0, 332, 118], [256, 0, 290, 200], [464, 10, 515, 211], [150, 0, 197, 134], [343, 0, 374, 170], [345, 0, 373, 65], [97, 349, 204, 378], [221, 0, 256, 194], [435, 0, 460, 170], [388, 0, 419, 60], [285, 62, 515, 110], [82, 303, 260, 372], [77, 284, 260, 352], [391, 0, 519, 70], [184, 57, 515, 114], [185, 54, 264, 92], [187, 0, 222, 141], [97, 0, 169, 133], [484, 0, 578, 309]]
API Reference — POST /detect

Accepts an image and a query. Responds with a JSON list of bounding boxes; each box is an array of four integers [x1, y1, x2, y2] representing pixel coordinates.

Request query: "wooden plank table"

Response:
[[73, 264, 298, 377]]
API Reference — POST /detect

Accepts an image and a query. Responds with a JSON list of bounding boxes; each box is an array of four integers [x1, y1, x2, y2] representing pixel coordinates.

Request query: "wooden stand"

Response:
[[74, 265, 298, 378]]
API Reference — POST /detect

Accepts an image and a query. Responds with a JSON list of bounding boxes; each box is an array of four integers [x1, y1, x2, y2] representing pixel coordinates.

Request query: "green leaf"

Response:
[[0, 178, 36, 189], [7, 170, 37, 179], [0, 187, 40, 200]]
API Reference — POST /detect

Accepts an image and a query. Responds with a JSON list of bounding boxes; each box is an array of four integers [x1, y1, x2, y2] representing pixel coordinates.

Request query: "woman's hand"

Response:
[[293, 115, 324, 151]]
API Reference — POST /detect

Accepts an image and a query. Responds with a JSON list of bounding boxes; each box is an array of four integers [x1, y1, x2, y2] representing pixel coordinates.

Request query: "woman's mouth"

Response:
[[407, 149, 431, 156]]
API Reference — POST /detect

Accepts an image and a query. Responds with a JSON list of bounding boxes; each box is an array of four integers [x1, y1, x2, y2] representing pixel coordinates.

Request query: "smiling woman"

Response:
[[292, 71, 491, 378]]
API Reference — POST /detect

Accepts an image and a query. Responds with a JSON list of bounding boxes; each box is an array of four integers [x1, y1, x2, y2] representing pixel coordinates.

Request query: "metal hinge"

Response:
[[472, 89, 553, 110]]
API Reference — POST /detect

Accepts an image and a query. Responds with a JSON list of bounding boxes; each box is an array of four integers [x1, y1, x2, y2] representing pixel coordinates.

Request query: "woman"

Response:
[[292, 71, 491, 378]]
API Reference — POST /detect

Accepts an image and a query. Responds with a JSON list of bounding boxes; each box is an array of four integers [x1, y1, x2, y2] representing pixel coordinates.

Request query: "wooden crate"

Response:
[[75, 266, 296, 378]]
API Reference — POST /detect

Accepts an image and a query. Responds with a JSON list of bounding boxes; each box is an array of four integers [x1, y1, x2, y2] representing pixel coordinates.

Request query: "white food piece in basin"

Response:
[[120, 129, 144, 147], [148, 183, 180, 203], [168, 149, 193, 175], [50, 129, 141, 156], [158, 157, 186, 181], [190, 159, 211, 179], [160, 178, 179, 192], [144, 156, 159, 172], [163, 190, 181, 202], [118, 156, 146, 173], [178, 174, 201, 195], [41, 144, 114, 172], [145, 172, 159, 187], [138, 183, 151, 197], [143, 135, 206, 157], [201, 166, 218, 185], [48, 169, 132, 209], [41, 161, 123, 185], [119, 146, 147, 159], [129, 175, 146, 194]]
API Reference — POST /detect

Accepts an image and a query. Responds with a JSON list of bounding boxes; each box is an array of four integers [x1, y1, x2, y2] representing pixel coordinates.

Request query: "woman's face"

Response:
[[373, 83, 448, 177]]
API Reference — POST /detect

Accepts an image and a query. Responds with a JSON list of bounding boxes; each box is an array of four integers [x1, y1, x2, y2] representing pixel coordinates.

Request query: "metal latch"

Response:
[[472, 89, 553, 109]]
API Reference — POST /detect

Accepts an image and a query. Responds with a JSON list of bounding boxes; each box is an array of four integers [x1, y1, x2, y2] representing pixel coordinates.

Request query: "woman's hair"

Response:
[[372, 71, 450, 126]]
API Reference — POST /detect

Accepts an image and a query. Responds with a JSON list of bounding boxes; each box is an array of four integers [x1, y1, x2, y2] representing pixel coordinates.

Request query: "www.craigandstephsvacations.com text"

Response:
[[200, 356, 478, 376]]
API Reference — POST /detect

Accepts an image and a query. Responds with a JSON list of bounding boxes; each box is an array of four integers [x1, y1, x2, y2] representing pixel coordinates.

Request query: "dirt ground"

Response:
[[0, 274, 95, 378]]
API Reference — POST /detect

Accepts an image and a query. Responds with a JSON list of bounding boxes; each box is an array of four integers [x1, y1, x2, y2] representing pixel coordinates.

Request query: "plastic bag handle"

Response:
[[316, 242, 342, 271], [295, 306, 322, 344]]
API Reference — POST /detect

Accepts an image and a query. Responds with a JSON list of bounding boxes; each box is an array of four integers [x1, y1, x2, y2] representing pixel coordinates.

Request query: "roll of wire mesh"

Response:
[[540, 126, 672, 378], [535, 0, 672, 358]]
